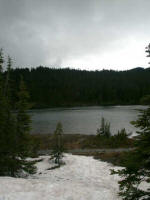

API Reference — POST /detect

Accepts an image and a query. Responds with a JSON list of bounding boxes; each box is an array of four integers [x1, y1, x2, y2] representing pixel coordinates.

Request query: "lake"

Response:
[[29, 105, 147, 135]]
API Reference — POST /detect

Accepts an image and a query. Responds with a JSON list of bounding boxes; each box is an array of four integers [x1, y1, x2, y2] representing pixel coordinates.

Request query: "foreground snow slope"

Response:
[[0, 154, 121, 200]]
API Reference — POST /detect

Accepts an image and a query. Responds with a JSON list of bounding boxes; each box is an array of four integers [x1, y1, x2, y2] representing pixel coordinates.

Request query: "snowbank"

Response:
[[0, 154, 121, 200]]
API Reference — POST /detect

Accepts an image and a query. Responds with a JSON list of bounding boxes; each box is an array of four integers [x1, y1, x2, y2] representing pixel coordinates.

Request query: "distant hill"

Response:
[[128, 67, 144, 71], [9, 67, 150, 108]]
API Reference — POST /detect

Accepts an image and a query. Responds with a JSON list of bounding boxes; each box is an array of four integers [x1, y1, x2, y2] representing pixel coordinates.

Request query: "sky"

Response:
[[0, 0, 150, 71]]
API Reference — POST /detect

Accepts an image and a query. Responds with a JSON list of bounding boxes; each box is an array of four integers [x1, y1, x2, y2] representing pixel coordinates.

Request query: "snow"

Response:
[[0, 154, 121, 200]]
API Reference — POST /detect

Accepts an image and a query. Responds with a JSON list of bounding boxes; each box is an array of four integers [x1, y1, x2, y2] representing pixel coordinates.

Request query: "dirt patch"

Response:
[[31, 133, 134, 151]]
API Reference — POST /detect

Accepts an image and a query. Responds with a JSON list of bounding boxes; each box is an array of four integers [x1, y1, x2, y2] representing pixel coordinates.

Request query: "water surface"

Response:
[[30, 105, 147, 135]]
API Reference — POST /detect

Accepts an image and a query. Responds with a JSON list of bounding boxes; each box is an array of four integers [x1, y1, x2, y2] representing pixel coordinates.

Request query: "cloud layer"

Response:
[[0, 0, 150, 70]]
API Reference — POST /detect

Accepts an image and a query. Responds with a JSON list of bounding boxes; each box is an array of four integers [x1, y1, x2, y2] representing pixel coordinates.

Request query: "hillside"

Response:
[[10, 67, 150, 108]]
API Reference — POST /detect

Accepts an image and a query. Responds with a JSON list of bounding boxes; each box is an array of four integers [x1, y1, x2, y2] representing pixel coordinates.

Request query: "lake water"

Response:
[[29, 105, 147, 135]]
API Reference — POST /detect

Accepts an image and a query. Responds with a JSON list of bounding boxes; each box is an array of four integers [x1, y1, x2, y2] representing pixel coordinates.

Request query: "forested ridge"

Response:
[[9, 66, 150, 108]]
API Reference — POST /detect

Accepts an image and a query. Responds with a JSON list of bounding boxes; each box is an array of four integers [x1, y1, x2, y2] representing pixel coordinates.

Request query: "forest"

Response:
[[9, 66, 150, 108]]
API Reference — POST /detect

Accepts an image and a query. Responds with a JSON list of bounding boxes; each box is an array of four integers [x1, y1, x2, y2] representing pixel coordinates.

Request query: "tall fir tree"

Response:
[[97, 117, 111, 137], [111, 44, 150, 199], [0, 49, 7, 175], [0, 52, 17, 176], [15, 77, 36, 175], [51, 122, 64, 165], [2, 57, 17, 176], [111, 107, 150, 199], [0, 50, 36, 176]]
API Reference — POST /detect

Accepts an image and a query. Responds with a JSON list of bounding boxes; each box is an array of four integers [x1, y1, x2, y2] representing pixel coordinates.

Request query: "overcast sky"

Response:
[[0, 0, 150, 70]]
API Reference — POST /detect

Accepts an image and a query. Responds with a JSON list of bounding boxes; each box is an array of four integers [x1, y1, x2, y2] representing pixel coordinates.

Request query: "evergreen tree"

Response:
[[97, 117, 105, 136], [140, 95, 150, 105], [15, 77, 36, 176], [146, 43, 150, 62], [0, 53, 17, 176], [111, 107, 150, 199], [0, 49, 5, 136], [111, 45, 150, 199], [0, 49, 7, 175], [0, 51, 36, 176], [51, 122, 64, 165], [97, 117, 111, 137], [2, 57, 17, 176]]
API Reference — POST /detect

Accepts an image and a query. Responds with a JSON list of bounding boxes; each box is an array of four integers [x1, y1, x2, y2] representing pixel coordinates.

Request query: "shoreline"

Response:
[[29, 104, 147, 110], [31, 133, 134, 152]]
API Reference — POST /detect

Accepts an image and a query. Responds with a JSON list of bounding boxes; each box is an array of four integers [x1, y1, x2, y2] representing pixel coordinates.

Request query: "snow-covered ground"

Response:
[[0, 154, 121, 200]]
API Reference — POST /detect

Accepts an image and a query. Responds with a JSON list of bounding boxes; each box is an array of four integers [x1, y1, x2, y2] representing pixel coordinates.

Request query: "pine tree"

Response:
[[0, 51, 36, 176], [0, 53, 17, 176], [0, 49, 7, 175], [111, 45, 150, 199], [15, 77, 36, 176], [146, 43, 150, 63], [0, 49, 5, 137], [97, 117, 111, 137], [111, 107, 150, 199], [51, 122, 64, 165], [2, 57, 17, 176]]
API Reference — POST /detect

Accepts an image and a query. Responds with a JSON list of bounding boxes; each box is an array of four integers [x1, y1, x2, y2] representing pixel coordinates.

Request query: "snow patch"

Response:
[[0, 154, 121, 200]]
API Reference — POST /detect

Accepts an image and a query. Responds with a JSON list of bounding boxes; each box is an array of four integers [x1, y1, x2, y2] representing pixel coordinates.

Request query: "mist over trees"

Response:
[[8, 67, 150, 108]]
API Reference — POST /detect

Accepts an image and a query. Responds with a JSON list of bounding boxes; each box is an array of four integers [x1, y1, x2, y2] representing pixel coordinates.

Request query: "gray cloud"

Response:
[[0, 0, 150, 70]]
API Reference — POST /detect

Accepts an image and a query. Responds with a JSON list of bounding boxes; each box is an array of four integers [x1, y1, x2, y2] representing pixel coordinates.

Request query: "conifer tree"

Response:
[[51, 122, 64, 165], [146, 43, 150, 62], [97, 117, 111, 137], [111, 44, 150, 199], [0, 51, 36, 176], [0, 49, 7, 175], [2, 57, 18, 176], [0, 49, 5, 137], [0, 52, 17, 176], [15, 77, 36, 175], [111, 107, 150, 199]]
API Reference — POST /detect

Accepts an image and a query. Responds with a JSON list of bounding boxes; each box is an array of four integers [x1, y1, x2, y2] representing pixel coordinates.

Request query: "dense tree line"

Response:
[[9, 66, 150, 108]]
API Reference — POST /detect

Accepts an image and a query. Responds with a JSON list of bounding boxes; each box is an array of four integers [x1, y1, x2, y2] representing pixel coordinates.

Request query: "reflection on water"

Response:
[[29, 105, 147, 135]]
